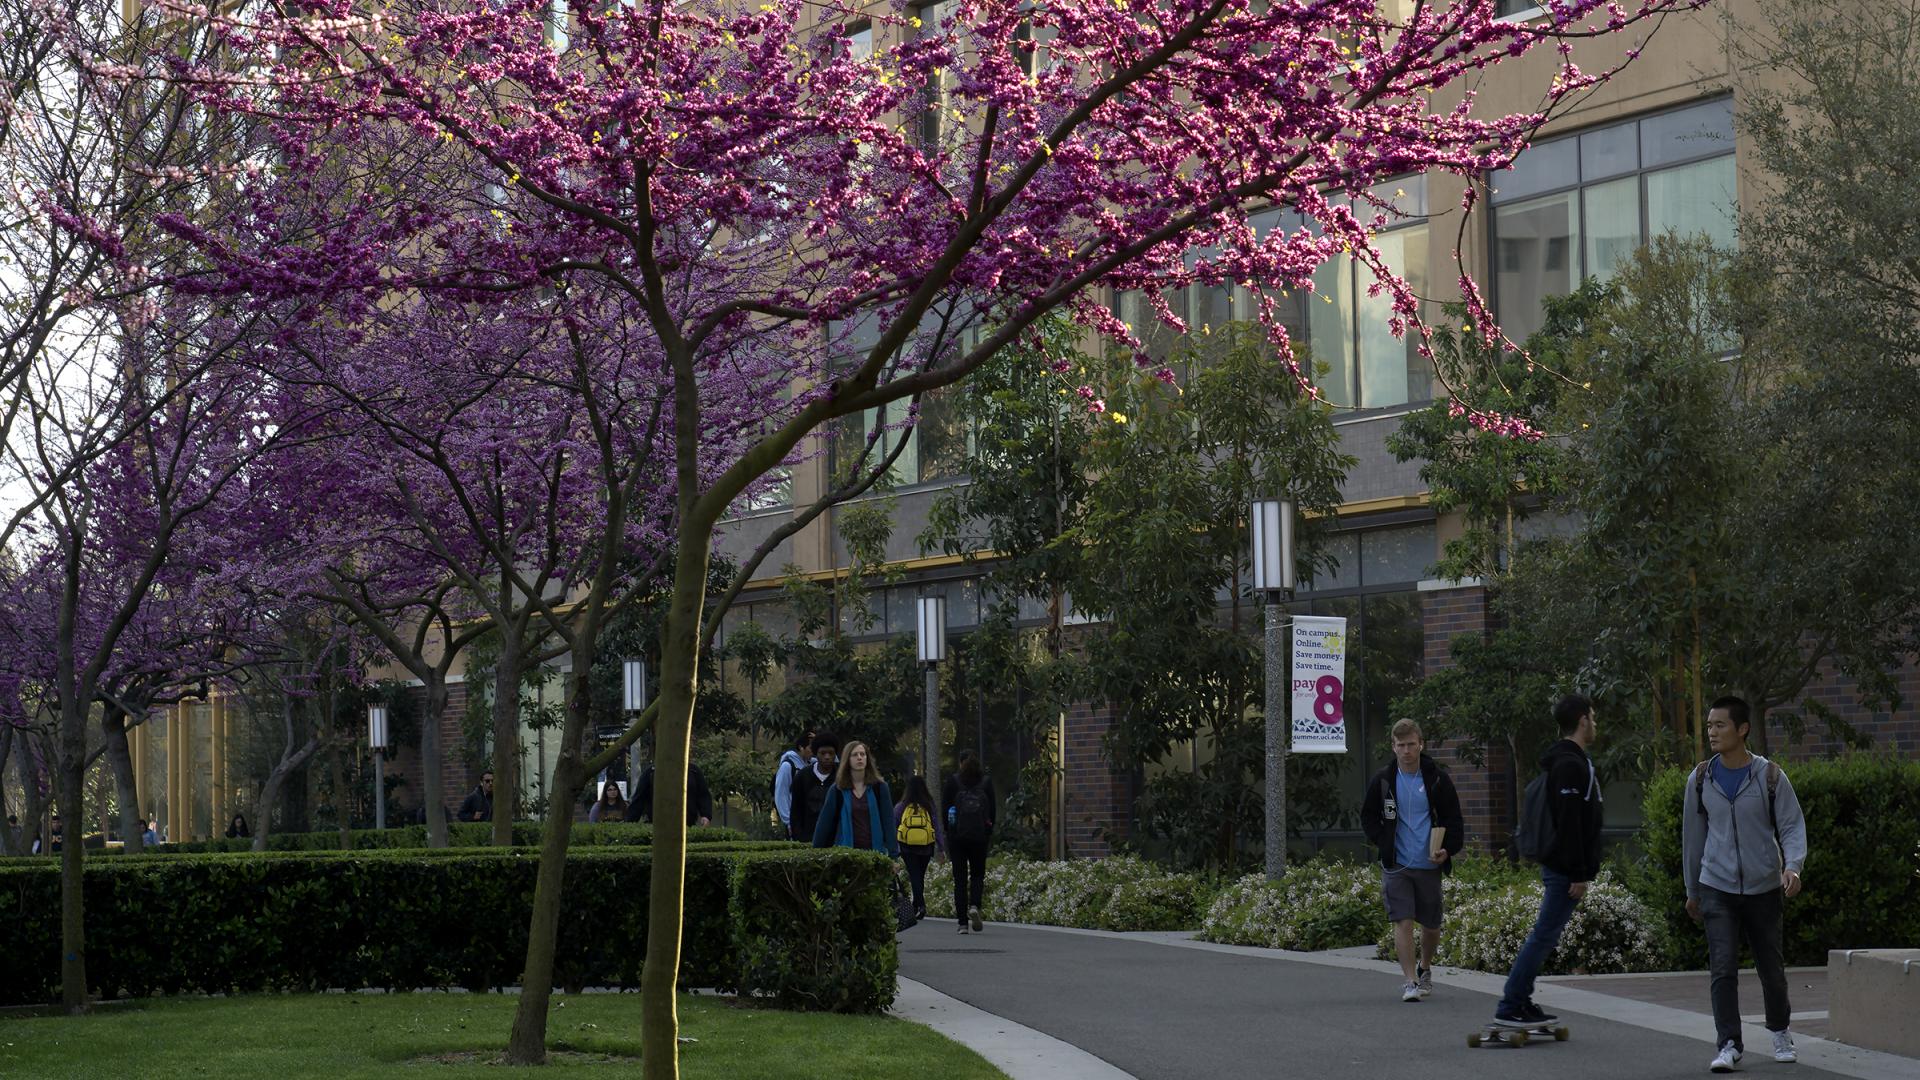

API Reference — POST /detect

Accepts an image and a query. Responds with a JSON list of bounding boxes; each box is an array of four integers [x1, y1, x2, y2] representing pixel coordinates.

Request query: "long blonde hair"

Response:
[[835, 740, 881, 790]]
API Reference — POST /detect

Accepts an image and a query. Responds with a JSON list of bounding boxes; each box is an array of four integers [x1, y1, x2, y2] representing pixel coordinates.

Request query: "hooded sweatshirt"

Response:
[[1681, 752, 1807, 899], [1537, 738, 1605, 882], [773, 749, 808, 828]]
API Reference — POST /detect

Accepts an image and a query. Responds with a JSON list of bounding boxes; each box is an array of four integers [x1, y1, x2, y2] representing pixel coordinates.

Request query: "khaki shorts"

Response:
[[1382, 866, 1443, 929]]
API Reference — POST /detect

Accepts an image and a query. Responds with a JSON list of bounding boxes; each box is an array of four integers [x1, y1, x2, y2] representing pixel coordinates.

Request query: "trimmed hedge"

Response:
[[142, 822, 748, 854], [925, 855, 1211, 930], [732, 850, 898, 1012], [0, 846, 891, 1009], [1633, 753, 1920, 967]]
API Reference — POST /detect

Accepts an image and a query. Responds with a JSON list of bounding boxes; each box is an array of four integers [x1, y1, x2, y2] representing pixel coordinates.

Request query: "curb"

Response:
[[891, 976, 1138, 1080]]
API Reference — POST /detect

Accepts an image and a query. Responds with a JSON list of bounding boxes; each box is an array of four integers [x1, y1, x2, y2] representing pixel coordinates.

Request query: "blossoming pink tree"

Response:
[[118, 0, 1709, 1068]]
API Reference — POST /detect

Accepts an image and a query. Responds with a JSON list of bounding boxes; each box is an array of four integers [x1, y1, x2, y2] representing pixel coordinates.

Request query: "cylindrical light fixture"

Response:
[[623, 659, 647, 712], [367, 703, 390, 749], [1250, 498, 1297, 594], [916, 594, 948, 664]]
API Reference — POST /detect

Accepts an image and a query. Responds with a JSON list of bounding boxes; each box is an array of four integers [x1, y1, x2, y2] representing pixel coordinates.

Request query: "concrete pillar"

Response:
[[210, 695, 226, 834], [180, 702, 196, 840], [130, 717, 146, 821], [165, 703, 181, 841]]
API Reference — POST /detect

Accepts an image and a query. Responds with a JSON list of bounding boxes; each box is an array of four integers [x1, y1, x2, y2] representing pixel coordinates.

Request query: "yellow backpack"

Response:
[[897, 803, 935, 847]]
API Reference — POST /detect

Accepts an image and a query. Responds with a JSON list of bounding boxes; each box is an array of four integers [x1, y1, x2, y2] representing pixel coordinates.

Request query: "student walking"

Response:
[[1360, 718, 1465, 1002], [893, 775, 945, 920], [789, 732, 839, 843], [810, 740, 895, 855], [1684, 695, 1808, 1073], [587, 781, 628, 822], [942, 750, 995, 934], [1493, 694, 1605, 1030], [772, 731, 813, 839]]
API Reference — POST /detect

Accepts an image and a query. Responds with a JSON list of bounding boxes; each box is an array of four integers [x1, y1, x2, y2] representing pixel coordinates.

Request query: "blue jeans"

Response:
[[1499, 868, 1578, 1013]]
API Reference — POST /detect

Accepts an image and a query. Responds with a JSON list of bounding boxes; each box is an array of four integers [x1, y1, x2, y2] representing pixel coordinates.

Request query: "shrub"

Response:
[[0, 846, 889, 1009], [1633, 754, 1920, 967], [131, 822, 749, 854], [1373, 869, 1666, 975], [1198, 858, 1384, 951], [731, 850, 898, 1013], [925, 855, 1209, 931]]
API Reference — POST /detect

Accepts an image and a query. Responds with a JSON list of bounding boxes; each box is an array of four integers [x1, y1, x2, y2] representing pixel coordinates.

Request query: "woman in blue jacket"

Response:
[[811, 740, 896, 857]]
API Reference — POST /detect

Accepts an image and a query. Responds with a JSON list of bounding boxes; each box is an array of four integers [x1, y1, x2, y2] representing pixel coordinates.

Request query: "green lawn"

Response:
[[0, 992, 1007, 1079]]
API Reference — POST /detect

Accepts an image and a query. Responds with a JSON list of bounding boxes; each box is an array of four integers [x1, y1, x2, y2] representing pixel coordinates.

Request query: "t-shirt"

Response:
[[1712, 757, 1751, 802], [1393, 769, 1435, 870], [849, 789, 873, 850]]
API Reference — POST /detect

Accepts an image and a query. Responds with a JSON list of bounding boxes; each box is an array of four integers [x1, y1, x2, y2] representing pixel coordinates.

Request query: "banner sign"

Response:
[[1291, 615, 1350, 753]]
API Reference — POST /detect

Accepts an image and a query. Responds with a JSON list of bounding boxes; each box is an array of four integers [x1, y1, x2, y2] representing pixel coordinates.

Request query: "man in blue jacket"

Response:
[[1684, 695, 1808, 1072], [1360, 719, 1466, 1002]]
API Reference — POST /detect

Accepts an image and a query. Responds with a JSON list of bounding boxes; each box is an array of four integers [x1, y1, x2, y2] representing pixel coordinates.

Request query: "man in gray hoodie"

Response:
[[1683, 695, 1808, 1073]]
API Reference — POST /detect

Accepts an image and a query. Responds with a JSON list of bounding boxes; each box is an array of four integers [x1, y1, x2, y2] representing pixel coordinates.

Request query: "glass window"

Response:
[[916, 387, 969, 483], [1308, 259, 1357, 407], [1305, 532, 1361, 592], [886, 587, 919, 636], [1492, 98, 1736, 340], [1494, 191, 1580, 346], [1359, 523, 1436, 586], [1357, 227, 1430, 407], [847, 23, 872, 62]]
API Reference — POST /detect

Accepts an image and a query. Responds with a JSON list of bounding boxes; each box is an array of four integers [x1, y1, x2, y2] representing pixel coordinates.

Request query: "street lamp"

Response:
[[916, 594, 947, 797], [623, 659, 648, 796], [367, 703, 389, 830], [1251, 498, 1295, 880]]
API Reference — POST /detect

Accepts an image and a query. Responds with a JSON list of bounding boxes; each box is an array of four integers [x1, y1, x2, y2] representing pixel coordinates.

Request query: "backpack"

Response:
[[897, 803, 936, 847], [951, 782, 990, 844], [1514, 771, 1558, 863], [1692, 757, 1782, 840]]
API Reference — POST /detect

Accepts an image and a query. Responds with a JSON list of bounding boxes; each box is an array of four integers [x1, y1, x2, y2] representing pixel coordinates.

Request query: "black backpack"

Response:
[[1514, 771, 1558, 863], [951, 782, 990, 843]]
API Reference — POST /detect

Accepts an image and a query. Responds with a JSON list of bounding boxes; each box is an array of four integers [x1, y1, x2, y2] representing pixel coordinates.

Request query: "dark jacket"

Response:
[[1536, 738, 1605, 882], [789, 763, 834, 841], [940, 774, 997, 844], [811, 779, 897, 856], [1359, 753, 1466, 874], [457, 785, 492, 823], [624, 763, 714, 826]]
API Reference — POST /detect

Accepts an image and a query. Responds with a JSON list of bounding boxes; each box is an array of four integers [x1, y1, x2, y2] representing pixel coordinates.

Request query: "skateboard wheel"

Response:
[[1468, 1034, 1482, 1048], [1554, 1027, 1569, 1041], [1511, 1031, 1529, 1047]]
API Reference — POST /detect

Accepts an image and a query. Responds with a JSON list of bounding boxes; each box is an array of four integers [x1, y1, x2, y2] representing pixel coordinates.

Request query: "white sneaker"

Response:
[[1401, 981, 1420, 1002], [1771, 1029, 1796, 1063], [1416, 965, 1433, 997], [1711, 1040, 1742, 1072]]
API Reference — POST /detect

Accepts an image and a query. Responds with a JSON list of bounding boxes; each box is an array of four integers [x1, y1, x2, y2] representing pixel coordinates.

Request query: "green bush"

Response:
[[1633, 754, 1920, 967], [925, 855, 1210, 930], [1199, 858, 1384, 951], [1371, 868, 1666, 974], [731, 850, 898, 1013], [135, 822, 749, 854], [0, 846, 889, 1009]]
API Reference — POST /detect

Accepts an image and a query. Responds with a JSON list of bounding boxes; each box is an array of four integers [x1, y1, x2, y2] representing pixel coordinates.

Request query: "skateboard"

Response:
[[1467, 1021, 1570, 1048]]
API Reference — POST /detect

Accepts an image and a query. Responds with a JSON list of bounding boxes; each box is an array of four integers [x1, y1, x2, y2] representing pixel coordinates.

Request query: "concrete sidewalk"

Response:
[[897, 922, 1915, 1080]]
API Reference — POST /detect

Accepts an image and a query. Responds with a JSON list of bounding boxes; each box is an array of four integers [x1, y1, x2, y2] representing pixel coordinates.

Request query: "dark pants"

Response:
[[951, 836, 988, 924], [1701, 886, 1790, 1050], [1499, 868, 1577, 1013], [901, 843, 935, 913]]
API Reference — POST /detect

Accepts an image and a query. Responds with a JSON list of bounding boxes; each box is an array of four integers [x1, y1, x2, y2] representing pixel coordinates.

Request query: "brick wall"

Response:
[[1767, 662, 1920, 759], [392, 681, 478, 818], [1062, 701, 1131, 857], [1418, 584, 1514, 850]]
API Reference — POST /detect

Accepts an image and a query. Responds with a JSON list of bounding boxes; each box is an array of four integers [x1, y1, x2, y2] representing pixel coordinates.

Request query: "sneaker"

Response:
[[1415, 965, 1433, 997], [969, 907, 984, 933], [1492, 1007, 1530, 1027], [1402, 981, 1421, 1002], [957, 924, 970, 934], [1771, 1029, 1796, 1064], [1522, 1002, 1559, 1025], [1711, 1040, 1742, 1072]]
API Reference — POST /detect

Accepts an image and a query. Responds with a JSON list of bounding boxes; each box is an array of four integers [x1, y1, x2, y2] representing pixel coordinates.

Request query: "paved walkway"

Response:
[[897, 923, 1912, 1080]]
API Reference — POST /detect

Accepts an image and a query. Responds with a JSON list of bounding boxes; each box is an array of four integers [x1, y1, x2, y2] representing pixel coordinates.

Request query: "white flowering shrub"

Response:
[[1198, 860, 1385, 951], [922, 855, 1207, 930], [1371, 868, 1666, 975]]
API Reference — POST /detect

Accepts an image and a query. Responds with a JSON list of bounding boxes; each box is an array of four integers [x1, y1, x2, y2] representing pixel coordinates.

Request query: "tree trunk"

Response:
[[330, 740, 351, 849], [18, 733, 49, 856], [492, 622, 523, 847], [103, 710, 143, 855], [255, 695, 322, 853], [0, 724, 15, 857], [57, 751, 88, 1012], [503, 727, 586, 1064], [639, 530, 711, 1080], [422, 680, 449, 848]]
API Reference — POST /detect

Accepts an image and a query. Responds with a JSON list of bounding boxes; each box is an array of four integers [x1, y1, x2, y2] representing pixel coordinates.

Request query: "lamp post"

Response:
[[916, 594, 948, 797], [1251, 498, 1296, 881], [623, 659, 647, 800], [367, 703, 389, 831]]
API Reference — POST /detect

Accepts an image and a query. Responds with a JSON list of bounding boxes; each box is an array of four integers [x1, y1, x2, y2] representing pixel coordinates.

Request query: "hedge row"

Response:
[[925, 855, 1212, 930], [1633, 753, 1920, 967], [140, 821, 749, 854], [0, 846, 895, 1012]]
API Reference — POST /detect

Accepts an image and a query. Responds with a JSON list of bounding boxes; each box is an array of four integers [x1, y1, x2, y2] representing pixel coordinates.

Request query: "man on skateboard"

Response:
[[1684, 695, 1808, 1072], [1492, 694, 1604, 1030], [1360, 718, 1465, 1002]]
